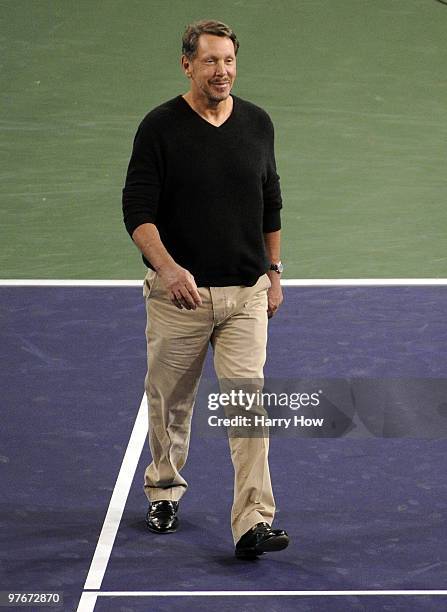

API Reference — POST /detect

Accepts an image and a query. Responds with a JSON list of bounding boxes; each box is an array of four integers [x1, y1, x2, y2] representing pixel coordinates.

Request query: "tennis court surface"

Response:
[[2, 0, 447, 609]]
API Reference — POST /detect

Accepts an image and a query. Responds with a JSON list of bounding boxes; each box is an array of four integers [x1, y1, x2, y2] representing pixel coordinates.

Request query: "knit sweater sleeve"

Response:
[[262, 116, 282, 233], [122, 116, 164, 237]]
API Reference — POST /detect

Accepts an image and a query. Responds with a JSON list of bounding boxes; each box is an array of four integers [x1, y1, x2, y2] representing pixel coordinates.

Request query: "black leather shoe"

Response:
[[146, 500, 179, 533], [235, 522, 289, 559]]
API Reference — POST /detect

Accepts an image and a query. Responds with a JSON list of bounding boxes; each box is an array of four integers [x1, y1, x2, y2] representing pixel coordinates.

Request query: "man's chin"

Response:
[[207, 90, 231, 103]]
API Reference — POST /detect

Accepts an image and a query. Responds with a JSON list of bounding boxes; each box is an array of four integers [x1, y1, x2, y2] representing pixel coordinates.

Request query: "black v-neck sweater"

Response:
[[122, 94, 282, 287]]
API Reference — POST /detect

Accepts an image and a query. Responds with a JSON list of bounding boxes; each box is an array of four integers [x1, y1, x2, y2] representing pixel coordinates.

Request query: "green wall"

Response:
[[2, 0, 446, 278]]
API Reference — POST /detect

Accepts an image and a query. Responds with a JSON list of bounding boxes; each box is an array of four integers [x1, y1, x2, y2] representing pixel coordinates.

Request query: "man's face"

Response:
[[183, 34, 237, 103]]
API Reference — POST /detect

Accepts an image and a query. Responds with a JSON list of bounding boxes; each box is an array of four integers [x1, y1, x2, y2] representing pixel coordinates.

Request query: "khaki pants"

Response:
[[143, 270, 275, 544]]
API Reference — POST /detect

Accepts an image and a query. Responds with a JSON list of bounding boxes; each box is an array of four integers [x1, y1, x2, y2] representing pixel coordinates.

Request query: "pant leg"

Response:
[[210, 274, 275, 544], [143, 270, 213, 502]]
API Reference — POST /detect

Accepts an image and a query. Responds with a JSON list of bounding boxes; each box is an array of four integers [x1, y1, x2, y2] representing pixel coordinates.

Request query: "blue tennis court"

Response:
[[2, 282, 447, 610]]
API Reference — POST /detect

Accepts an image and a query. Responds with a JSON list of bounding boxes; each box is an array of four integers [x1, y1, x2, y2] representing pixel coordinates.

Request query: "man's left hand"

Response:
[[267, 274, 283, 319]]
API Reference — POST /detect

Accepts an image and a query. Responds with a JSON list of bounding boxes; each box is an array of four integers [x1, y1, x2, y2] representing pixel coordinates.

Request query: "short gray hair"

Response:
[[182, 19, 239, 59]]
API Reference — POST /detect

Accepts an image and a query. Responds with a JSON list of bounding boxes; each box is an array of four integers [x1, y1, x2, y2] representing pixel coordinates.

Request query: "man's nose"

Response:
[[215, 60, 227, 76]]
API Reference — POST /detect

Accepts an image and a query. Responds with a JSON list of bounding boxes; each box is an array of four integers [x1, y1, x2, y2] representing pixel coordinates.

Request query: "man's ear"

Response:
[[181, 55, 191, 78]]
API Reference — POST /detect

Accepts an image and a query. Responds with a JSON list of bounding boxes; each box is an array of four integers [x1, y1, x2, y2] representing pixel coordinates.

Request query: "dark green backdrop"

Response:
[[2, 0, 446, 279]]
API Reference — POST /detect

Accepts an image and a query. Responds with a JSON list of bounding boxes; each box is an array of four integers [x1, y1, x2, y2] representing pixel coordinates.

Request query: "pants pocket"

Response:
[[143, 269, 158, 298], [264, 273, 272, 290], [258, 273, 271, 291]]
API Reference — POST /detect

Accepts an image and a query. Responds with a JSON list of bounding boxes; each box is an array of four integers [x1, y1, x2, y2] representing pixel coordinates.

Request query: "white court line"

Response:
[[77, 590, 447, 611], [83, 590, 447, 597], [280, 278, 447, 286], [0, 279, 143, 286], [1, 278, 447, 286], [77, 395, 148, 611]]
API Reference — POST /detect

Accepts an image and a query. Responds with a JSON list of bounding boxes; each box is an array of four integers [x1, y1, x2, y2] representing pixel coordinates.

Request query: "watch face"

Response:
[[270, 262, 283, 273]]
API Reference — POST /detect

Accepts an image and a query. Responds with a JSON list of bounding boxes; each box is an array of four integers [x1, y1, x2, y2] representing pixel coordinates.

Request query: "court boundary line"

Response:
[[76, 590, 447, 611], [2, 278, 447, 286], [80, 395, 148, 595], [85, 590, 447, 596]]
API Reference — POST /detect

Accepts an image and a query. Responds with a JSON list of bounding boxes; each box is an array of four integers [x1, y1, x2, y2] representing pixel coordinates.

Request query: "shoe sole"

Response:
[[257, 534, 289, 552], [146, 524, 179, 534], [235, 534, 289, 559], [146, 518, 179, 534]]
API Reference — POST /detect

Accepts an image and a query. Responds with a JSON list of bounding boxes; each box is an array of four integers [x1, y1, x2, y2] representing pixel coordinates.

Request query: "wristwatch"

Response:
[[269, 261, 283, 274]]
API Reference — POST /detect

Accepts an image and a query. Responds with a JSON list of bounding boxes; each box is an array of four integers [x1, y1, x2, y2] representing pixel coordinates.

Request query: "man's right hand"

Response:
[[131, 223, 202, 310], [157, 262, 202, 310]]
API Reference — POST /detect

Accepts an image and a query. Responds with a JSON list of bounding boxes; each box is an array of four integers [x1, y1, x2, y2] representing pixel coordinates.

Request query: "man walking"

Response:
[[122, 19, 289, 559]]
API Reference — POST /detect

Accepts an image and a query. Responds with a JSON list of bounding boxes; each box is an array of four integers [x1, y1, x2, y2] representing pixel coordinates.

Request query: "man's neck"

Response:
[[182, 91, 233, 126]]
